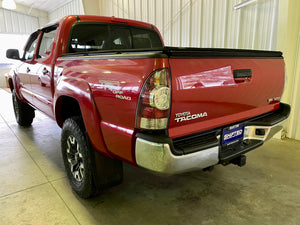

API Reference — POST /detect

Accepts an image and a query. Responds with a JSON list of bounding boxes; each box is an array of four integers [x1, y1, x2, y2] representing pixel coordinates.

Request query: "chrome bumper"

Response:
[[243, 120, 285, 141], [135, 104, 290, 175], [135, 138, 219, 175]]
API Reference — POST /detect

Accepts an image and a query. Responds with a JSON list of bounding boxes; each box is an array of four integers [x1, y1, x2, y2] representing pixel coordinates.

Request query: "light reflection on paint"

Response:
[[102, 121, 133, 135], [177, 66, 236, 90]]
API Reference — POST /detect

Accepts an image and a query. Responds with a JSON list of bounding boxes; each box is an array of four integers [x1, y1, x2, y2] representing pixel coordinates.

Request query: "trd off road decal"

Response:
[[98, 80, 131, 101]]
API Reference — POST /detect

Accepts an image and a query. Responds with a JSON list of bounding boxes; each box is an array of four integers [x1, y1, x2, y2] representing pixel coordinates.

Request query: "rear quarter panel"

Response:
[[57, 56, 168, 164]]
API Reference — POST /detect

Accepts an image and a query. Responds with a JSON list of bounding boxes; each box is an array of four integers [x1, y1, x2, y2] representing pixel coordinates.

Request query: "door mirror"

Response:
[[6, 49, 20, 60]]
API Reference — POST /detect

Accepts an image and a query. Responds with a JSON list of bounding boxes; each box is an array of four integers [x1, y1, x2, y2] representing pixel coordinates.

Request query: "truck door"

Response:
[[30, 26, 56, 117], [17, 31, 40, 102]]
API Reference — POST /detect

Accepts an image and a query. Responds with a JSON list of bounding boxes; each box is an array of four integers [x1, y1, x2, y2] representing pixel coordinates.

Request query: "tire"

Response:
[[12, 90, 35, 127], [61, 117, 97, 198]]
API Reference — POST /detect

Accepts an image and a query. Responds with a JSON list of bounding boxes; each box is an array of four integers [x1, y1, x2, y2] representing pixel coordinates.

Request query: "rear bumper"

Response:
[[135, 103, 290, 175]]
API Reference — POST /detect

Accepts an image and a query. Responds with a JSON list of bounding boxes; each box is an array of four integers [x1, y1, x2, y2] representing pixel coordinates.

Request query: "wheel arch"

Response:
[[54, 78, 110, 157], [8, 77, 14, 92], [8, 71, 23, 101], [55, 95, 82, 128]]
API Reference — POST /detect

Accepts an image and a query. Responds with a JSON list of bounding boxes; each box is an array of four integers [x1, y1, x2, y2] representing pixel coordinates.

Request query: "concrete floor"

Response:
[[0, 88, 300, 225]]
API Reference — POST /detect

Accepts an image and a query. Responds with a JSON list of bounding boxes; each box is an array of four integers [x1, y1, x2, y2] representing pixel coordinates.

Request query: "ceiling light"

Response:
[[2, 0, 16, 10], [234, 0, 257, 10]]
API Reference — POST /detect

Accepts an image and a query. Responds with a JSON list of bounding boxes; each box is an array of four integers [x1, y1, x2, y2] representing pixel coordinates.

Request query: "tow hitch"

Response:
[[230, 155, 246, 167]]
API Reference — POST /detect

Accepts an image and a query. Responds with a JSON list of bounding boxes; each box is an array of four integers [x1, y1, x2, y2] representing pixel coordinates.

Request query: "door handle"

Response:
[[42, 67, 49, 75], [233, 69, 252, 83], [26, 67, 30, 73]]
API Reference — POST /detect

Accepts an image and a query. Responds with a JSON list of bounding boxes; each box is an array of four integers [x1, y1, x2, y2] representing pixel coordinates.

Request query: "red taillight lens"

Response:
[[136, 68, 171, 129]]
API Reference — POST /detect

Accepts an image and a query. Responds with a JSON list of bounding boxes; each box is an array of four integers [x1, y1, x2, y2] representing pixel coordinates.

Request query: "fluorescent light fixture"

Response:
[[234, 0, 257, 10], [2, 0, 16, 10]]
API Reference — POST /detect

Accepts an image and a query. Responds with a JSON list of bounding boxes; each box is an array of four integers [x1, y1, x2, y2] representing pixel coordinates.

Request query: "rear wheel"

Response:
[[61, 116, 124, 198], [61, 117, 96, 198], [12, 90, 35, 126]]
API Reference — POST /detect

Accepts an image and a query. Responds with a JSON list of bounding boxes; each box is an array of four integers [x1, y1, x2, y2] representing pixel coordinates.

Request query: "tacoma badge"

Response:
[[175, 111, 208, 122]]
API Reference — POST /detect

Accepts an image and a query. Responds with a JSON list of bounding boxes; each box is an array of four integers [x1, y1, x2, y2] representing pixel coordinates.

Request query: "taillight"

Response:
[[136, 68, 171, 129]]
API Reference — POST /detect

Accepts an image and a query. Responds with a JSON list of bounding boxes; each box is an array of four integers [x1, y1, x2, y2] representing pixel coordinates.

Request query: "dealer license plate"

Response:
[[222, 124, 244, 146]]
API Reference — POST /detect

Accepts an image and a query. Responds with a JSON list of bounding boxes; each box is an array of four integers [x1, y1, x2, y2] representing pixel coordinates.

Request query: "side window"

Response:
[[38, 28, 56, 58], [24, 31, 39, 61], [68, 24, 110, 53]]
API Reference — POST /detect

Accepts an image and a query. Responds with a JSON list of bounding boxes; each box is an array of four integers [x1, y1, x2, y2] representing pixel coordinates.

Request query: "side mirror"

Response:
[[6, 49, 20, 60]]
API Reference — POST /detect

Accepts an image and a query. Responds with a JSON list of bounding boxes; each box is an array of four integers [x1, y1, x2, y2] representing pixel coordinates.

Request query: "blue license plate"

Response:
[[222, 124, 244, 146]]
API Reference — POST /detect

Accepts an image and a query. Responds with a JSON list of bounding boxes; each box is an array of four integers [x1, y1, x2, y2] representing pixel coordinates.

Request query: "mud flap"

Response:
[[85, 132, 123, 191], [92, 150, 123, 190]]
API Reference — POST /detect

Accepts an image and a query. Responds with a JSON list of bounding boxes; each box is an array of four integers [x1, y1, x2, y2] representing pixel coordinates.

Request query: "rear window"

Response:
[[68, 23, 163, 53]]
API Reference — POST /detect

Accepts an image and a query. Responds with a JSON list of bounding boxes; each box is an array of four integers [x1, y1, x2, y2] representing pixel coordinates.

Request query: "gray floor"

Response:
[[0, 88, 300, 225]]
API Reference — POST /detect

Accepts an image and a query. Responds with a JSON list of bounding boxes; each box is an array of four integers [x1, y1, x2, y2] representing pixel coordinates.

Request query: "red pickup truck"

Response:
[[6, 15, 290, 198]]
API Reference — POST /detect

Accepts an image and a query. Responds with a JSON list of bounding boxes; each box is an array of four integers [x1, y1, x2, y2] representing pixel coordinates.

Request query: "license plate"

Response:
[[222, 124, 244, 146]]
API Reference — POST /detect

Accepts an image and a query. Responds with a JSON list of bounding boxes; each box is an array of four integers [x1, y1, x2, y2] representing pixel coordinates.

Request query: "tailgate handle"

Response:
[[233, 69, 252, 83]]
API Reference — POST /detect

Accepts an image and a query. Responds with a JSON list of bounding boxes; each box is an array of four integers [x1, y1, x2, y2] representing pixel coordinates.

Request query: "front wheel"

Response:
[[12, 90, 35, 126]]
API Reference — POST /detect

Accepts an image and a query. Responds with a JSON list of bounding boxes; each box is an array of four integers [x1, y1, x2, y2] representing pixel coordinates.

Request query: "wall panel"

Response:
[[213, 0, 228, 48], [48, 0, 84, 22], [226, 0, 241, 48], [201, 0, 214, 47], [123, 0, 129, 18], [104, 0, 279, 50], [0, 8, 38, 34], [181, 0, 190, 47], [277, 0, 300, 140], [190, 0, 201, 47], [155, 0, 163, 38], [128, 0, 134, 19], [171, 0, 181, 46], [134, 0, 141, 20], [163, 0, 172, 46]]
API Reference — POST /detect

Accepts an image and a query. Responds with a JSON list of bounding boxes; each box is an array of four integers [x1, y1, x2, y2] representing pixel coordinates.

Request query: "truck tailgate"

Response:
[[167, 48, 285, 139]]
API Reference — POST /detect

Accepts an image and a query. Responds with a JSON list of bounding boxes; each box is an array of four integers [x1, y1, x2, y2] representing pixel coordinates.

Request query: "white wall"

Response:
[[0, 8, 38, 34], [82, 0, 99, 15], [277, 0, 300, 140], [0, 2, 47, 88], [48, 0, 84, 22], [0, 0, 48, 29], [100, 0, 279, 50], [0, 33, 29, 88]]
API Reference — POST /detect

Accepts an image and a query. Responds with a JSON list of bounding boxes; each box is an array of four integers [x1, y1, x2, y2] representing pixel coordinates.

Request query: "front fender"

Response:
[[10, 67, 24, 101], [54, 77, 110, 157]]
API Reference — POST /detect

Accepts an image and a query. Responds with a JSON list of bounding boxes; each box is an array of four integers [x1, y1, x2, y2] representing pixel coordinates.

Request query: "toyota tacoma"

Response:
[[6, 15, 290, 198]]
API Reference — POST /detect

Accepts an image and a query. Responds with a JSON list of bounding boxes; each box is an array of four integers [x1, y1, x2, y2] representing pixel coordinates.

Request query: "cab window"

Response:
[[68, 24, 110, 53], [38, 27, 56, 58], [67, 23, 163, 53]]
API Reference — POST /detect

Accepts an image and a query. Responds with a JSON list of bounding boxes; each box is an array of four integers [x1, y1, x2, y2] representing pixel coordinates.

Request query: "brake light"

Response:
[[136, 68, 171, 129]]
